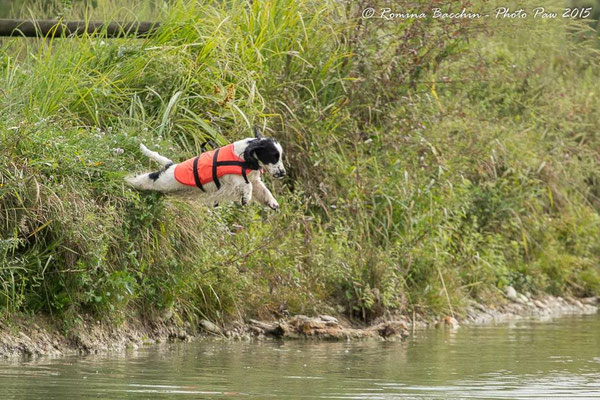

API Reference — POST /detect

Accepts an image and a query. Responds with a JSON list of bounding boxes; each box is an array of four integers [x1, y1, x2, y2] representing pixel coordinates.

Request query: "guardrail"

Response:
[[0, 19, 160, 38]]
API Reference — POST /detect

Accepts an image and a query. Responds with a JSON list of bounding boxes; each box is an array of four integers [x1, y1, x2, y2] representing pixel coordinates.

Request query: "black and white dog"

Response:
[[126, 128, 285, 210]]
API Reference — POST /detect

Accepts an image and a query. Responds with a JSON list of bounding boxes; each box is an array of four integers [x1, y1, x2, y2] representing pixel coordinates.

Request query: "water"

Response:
[[1, 314, 599, 399]]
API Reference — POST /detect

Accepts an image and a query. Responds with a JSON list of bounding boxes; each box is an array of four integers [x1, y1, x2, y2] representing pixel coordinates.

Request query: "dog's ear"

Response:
[[243, 139, 263, 169], [249, 139, 264, 159], [253, 126, 264, 140], [249, 145, 258, 160]]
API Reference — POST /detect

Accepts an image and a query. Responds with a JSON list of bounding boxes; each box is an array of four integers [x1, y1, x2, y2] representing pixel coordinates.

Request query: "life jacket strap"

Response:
[[211, 148, 251, 189], [242, 167, 248, 184], [192, 156, 205, 191], [212, 148, 221, 189]]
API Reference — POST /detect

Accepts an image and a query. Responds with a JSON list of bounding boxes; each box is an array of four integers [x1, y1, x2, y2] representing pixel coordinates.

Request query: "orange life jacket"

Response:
[[174, 144, 255, 191]]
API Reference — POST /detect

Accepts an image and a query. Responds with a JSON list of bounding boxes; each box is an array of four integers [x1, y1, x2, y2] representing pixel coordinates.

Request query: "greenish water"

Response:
[[1, 314, 599, 399]]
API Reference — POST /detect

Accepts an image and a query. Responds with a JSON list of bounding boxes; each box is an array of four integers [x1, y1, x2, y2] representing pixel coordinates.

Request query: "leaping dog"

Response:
[[126, 128, 285, 210]]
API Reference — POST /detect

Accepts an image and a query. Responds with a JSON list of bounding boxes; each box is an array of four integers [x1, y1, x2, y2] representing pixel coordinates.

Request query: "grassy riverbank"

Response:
[[1, 0, 600, 330]]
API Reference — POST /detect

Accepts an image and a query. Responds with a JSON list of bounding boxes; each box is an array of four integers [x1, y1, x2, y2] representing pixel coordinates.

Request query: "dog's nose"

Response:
[[275, 169, 286, 179]]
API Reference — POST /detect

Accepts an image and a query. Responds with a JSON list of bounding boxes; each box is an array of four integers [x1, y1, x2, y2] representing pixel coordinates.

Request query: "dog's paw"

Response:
[[267, 199, 280, 211]]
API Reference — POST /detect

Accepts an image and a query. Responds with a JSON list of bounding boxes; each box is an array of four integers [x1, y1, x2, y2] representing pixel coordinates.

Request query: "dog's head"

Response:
[[244, 128, 286, 178]]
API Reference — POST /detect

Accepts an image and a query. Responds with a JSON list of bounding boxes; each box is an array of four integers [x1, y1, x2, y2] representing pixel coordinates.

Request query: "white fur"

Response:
[[126, 139, 281, 210]]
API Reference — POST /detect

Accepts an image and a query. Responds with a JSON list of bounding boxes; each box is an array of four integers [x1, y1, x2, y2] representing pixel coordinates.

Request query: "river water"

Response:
[[1, 313, 599, 399]]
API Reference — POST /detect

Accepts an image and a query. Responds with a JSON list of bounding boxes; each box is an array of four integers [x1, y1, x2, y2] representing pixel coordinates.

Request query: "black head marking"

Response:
[[243, 138, 281, 169]]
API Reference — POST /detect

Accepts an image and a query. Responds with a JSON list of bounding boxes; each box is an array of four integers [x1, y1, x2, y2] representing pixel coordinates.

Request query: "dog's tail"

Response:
[[140, 143, 173, 166]]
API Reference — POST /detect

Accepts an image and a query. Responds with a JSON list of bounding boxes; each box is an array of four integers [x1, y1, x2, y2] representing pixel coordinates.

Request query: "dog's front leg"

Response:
[[251, 178, 279, 210], [240, 182, 253, 206]]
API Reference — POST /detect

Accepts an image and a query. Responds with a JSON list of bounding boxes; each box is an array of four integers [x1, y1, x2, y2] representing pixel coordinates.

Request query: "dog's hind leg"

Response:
[[140, 144, 173, 167], [126, 145, 186, 192], [125, 164, 181, 192], [125, 172, 154, 190]]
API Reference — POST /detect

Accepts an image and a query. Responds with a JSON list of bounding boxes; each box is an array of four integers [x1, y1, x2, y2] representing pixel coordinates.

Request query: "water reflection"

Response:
[[1, 314, 599, 399]]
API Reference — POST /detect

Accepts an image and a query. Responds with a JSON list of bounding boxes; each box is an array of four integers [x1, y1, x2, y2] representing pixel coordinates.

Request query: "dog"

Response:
[[126, 128, 285, 210]]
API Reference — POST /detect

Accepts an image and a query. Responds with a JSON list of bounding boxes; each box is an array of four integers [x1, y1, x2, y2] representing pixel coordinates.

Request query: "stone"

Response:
[[200, 319, 221, 335], [517, 293, 530, 305], [443, 316, 460, 329], [374, 321, 409, 338], [533, 300, 546, 309], [504, 286, 518, 302], [289, 316, 326, 335], [318, 315, 339, 324], [581, 296, 600, 305], [248, 319, 277, 331]]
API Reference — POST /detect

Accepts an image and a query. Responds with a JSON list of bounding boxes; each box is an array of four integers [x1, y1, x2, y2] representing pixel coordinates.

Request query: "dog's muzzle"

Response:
[[274, 168, 286, 179]]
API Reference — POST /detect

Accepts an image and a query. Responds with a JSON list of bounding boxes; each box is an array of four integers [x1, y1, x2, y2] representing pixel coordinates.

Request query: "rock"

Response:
[[247, 319, 284, 337], [18, 332, 32, 342], [373, 321, 409, 338], [581, 296, 600, 305], [504, 286, 518, 302], [318, 315, 338, 324], [259, 315, 373, 340], [533, 300, 546, 309], [225, 330, 241, 339], [517, 293, 530, 305], [271, 322, 288, 337], [288, 315, 326, 335], [248, 319, 276, 331], [442, 316, 460, 329], [465, 307, 480, 320], [177, 329, 188, 340], [199, 319, 221, 335]]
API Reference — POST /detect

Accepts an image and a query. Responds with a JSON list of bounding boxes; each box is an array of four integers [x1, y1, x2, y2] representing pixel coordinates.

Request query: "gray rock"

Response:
[[318, 315, 338, 324], [374, 321, 409, 338], [517, 293, 530, 305], [248, 319, 277, 331], [504, 286, 518, 302], [533, 300, 546, 309], [200, 319, 221, 335], [581, 296, 600, 305]]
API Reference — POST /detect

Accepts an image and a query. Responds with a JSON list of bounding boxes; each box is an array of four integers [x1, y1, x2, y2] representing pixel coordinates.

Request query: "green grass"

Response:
[[1, 0, 599, 328]]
